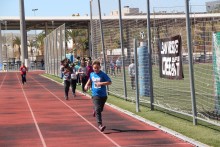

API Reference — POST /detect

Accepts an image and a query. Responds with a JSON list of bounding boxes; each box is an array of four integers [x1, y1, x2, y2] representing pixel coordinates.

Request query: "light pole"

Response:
[[1, 20, 8, 71], [32, 9, 38, 37], [32, 8, 38, 16], [20, 0, 28, 64], [0, 21, 2, 70], [32, 8, 38, 58], [4, 44, 10, 71]]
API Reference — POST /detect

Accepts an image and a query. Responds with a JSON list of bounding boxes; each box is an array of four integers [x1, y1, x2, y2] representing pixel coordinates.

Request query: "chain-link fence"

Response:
[[0, 29, 46, 71], [91, 0, 220, 126], [0, 32, 21, 71], [44, 24, 66, 77]]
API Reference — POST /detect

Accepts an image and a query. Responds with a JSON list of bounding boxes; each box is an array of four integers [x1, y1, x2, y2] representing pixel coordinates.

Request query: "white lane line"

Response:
[[0, 72, 7, 89], [41, 75, 208, 147], [16, 73, 47, 147], [32, 76, 121, 147]]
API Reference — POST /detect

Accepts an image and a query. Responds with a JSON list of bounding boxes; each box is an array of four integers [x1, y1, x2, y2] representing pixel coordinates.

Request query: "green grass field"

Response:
[[108, 63, 219, 121], [43, 72, 220, 147]]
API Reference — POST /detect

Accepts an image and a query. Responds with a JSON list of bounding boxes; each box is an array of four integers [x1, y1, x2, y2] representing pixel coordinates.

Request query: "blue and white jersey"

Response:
[[90, 71, 111, 97]]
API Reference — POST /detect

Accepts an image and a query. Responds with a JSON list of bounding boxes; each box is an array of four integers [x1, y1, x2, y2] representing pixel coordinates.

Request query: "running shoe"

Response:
[[98, 125, 106, 132]]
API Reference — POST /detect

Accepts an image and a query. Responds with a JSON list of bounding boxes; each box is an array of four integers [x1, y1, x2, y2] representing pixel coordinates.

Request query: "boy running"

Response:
[[84, 60, 112, 132]]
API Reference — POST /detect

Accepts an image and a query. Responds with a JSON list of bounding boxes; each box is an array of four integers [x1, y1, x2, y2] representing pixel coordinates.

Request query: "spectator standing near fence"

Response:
[[116, 57, 122, 75], [128, 59, 136, 90], [41, 59, 44, 69], [100, 58, 104, 71], [20, 63, 28, 85], [110, 60, 116, 77], [84, 60, 112, 132], [106, 60, 110, 74], [34, 60, 37, 69]]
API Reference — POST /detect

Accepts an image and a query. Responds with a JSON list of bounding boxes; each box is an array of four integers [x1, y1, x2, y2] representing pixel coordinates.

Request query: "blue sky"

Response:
[[0, 0, 212, 17]]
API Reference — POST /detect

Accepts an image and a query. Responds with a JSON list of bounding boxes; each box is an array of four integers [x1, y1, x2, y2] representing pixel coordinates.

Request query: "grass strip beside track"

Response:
[[43, 74, 220, 147]]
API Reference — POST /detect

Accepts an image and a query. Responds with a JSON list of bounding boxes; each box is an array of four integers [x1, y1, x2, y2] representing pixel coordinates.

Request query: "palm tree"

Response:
[[35, 31, 46, 55], [77, 37, 89, 57], [66, 29, 88, 57], [27, 40, 36, 61], [13, 36, 21, 60]]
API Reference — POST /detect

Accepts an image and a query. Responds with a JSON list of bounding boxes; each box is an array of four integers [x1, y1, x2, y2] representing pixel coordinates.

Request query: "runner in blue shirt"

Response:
[[84, 60, 112, 132]]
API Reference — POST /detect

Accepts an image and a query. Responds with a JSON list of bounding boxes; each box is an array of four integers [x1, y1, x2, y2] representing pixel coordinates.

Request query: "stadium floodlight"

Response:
[[32, 9, 38, 16]]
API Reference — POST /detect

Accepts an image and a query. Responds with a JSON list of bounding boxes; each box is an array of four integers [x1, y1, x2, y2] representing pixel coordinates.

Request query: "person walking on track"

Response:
[[70, 63, 77, 97], [62, 62, 72, 100], [20, 62, 28, 85], [78, 60, 87, 94], [84, 60, 112, 132]]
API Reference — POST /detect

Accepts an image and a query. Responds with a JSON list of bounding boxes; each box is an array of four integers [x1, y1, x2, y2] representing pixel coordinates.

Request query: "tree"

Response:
[[66, 29, 88, 57], [13, 36, 21, 60], [35, 31, 46, 55], [27, 39, 36, 61]]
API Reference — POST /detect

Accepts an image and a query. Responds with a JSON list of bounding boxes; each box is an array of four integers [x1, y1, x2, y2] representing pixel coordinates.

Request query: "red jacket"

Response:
[[20, 65, 28, 75], [86, 65, 93, 80]]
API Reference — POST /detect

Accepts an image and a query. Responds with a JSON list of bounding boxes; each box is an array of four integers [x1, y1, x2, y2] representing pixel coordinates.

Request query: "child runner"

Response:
[[78, 60, 87, 94], [86, 60, 93, 82], [62, 63, 72, 100], [84, 60, 112, 132], [20, 62, 28, 85], [70, 63, 77, 97]]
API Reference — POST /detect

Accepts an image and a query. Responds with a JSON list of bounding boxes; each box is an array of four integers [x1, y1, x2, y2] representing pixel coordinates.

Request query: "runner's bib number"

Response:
[[22, 68, 26, 72], [71, 73, 77, 79]]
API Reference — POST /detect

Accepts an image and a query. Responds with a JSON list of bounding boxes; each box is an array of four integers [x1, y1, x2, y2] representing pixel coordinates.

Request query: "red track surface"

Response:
[[0, 71, 195, 147]]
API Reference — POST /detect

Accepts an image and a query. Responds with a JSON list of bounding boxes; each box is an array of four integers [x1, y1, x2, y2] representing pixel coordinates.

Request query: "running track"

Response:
[[0, 71, 196, 147]]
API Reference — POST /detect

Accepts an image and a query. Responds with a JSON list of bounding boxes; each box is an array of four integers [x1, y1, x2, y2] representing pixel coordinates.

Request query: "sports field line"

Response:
[[41, 74, 207, 147], [0, 72, 7, 89], [31, 75, 121, 147], [15, 73, 47, 147]]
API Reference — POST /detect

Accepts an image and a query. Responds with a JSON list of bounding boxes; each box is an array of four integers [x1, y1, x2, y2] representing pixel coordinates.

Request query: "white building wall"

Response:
[[206, 0, 220, 12]]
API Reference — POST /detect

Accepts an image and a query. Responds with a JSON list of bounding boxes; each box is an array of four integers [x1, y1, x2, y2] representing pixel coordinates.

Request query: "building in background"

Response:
[[206, 0, 220, 12], [110, 6, 144, 16]]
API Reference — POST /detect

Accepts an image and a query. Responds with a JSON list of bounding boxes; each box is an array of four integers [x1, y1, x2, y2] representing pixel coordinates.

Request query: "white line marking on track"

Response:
[[32, 76, 121, 147], [16, 73, 47, 147], [0, 72, 7, 89], [41, 75, 208, 147]]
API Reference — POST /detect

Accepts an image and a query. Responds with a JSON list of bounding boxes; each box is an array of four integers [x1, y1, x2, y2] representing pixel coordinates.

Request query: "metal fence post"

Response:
[[19, 0, 28, 63], [0, 23, 2, 70], [118, 0, 128, 100], [134, 38, 140, 112], [185, 0, 197, 125], [97, 0, 107, 73], [146, 0, 154, 110], [90, 0, 93, 58]]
